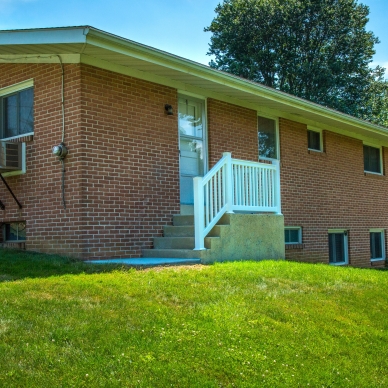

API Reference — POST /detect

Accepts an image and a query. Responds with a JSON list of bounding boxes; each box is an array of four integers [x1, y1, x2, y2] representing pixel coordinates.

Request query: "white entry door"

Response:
[[178, 96, 206, 209]]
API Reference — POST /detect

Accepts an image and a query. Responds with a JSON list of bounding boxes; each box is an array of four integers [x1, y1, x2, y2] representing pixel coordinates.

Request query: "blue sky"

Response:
[[0, 0, 387, 73]]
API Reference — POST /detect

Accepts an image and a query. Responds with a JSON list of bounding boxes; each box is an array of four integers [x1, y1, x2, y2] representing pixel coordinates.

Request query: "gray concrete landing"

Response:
[[85, 258, 201, 266]]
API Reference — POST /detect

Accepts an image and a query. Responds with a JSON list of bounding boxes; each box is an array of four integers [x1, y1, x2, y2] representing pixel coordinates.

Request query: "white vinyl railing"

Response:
[[193, 152, 281, 250]]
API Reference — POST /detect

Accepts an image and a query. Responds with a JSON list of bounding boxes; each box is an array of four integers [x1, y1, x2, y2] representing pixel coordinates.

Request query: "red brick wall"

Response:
[[0, 63, 180, 259], [0, 63, 84, 257], [1, 63, 387, 266], [79, 64, 179, 258], [207, 99, 258, 167], [280, 118, 388, 267]]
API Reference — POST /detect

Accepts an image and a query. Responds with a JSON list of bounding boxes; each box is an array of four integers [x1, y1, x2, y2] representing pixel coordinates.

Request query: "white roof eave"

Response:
[[1, 26, 387, 139]]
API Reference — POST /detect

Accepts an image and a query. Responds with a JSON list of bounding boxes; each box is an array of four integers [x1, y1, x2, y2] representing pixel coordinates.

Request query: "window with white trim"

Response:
[[2, 221, 26, 242], [1, 88, 34, 140], [307, 129, 322, 151], [363, 145, 382, 174], [370, 229, 385, 261], [258, 116, 278, 160], [0, 81, 33, 176], [328, 230, 348, 265], [284, 227, 302, 244]]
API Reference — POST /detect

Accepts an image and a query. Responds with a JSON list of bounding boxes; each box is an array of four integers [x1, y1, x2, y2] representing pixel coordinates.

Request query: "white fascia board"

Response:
[[0, 27, 88, 45], [0, 54, 80, 63]]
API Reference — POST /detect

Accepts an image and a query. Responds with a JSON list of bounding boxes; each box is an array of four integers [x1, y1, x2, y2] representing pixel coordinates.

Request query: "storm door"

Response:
[[178, 96, 206, 211]]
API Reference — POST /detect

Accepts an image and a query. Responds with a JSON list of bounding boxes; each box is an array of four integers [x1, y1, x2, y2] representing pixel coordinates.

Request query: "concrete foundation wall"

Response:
[[201, 213, 285, 263]]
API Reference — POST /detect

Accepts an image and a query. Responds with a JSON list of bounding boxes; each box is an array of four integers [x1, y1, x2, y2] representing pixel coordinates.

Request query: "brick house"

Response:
[[0, 26, 387, 267]]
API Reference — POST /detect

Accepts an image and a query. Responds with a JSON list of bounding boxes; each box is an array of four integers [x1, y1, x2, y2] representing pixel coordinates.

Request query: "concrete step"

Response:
[[153, 236, 215, 249], [154, 237, 195, 249], [163, 225, 194, 237], [219, 213, 232, 225], [143, 248, 202, 259], [173, 215, 194, 226], [207, 225, 226, 237]]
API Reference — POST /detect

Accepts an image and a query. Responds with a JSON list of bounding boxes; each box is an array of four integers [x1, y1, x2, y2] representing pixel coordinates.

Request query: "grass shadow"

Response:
[[0, 248, 127, 282]]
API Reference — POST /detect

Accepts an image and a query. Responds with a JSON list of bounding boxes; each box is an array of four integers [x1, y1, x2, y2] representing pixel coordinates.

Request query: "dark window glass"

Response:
[[308, 130, 321, 151], [258, 116, 277, 159], [285, 229, 300, 244], [4, 94, 18, 138], [19, 88, 34, 135], [2, 88, 34, 139], [329, 233, 346, 264], [364, 145, 381, 174], [4, 222, 26, 241], [370, 232, 383, 259]]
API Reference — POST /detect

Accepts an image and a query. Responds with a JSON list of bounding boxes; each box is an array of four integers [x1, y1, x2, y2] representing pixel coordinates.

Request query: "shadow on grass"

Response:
[[0, 248, 127, 282]]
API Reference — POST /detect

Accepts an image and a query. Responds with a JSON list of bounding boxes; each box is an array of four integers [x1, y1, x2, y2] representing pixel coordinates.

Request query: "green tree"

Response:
[[205, 0, 388, 126]]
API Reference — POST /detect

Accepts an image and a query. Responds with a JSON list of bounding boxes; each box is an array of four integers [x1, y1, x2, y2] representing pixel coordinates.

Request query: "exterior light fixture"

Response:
[[165, 104, 173, 115]]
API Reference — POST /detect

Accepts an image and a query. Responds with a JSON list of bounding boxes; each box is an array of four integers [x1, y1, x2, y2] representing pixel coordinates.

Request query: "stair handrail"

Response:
[[193, 152, 281, 250]]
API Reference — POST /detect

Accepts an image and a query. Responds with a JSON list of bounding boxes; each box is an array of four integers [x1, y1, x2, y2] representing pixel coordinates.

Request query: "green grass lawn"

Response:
[[0, 249, 387, 387]]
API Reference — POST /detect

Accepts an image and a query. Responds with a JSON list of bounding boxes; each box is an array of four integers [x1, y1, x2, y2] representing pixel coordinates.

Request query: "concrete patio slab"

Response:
[[85, 258, 201, 266]]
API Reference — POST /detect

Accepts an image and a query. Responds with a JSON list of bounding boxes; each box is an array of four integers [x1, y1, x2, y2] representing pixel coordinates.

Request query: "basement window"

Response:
[[370, 229, 385, 262], [284, 227, 302, 244], [3, 222, 26, 242], [328, 230, 348, 265]]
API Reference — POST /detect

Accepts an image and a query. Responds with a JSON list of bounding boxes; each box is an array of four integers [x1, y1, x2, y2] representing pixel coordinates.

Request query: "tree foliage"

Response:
[[205, 0, 388, 127]]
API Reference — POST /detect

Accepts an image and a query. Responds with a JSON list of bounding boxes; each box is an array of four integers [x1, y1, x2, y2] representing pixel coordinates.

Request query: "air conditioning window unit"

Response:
[[0, 141, 23, 173]]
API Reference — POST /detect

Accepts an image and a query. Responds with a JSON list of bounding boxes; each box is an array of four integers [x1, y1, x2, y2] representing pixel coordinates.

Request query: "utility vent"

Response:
[[0, 142, 22, 173]]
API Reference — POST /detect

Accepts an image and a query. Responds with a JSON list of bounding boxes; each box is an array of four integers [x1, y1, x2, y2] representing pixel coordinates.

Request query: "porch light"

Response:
[[165, 104, 173, 115]]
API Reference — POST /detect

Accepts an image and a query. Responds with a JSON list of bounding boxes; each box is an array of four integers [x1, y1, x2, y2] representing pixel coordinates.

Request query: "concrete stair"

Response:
[[142, 213, 285, 263], [142, 215, 223, 259]]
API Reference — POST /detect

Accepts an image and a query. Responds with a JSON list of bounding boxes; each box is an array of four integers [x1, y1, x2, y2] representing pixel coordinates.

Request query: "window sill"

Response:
[[308, 149, 326, 157], [371, 258, 385, 262], [364, 172, 384, 178], [329, 262, 348, 266], [1, 133, 34, 143], [285, 243, 303, 250]]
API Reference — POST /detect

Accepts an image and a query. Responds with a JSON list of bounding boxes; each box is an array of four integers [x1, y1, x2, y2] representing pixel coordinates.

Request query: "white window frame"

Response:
[[328, 229, 349, 266], [284, 226, 302, 244], [370, 228, 386, 262], [0, 80, 33, 176], [258, 114, 279, 161], [307, 126, 323, 152], [363, 142, 383, 175]]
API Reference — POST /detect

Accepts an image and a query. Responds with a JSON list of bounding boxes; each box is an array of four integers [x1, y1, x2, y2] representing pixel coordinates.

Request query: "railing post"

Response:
[[273, 159, 282, 215], [194, 176, 205, 250], [223, 152, 234, 213]]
